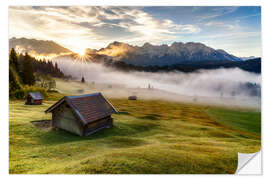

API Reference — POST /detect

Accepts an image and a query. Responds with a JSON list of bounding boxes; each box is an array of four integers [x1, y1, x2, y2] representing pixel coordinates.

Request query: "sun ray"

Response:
[[72, 48, 94, 80]]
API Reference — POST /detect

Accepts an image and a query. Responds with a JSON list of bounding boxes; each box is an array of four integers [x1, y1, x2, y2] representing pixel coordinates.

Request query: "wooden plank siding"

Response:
[[84, 116, 113, 136], [33, 99, 42, 105], [52, 102, 84, 136]]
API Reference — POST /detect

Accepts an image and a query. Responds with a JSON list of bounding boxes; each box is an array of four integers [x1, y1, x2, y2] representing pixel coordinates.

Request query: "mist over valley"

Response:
[[9, 37, 261, 109], [52, 57, 261, 109]]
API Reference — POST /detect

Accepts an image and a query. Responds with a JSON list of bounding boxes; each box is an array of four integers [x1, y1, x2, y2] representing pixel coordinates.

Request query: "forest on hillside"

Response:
[[102, 58, 261, 73], [9, 48, 67, 99]]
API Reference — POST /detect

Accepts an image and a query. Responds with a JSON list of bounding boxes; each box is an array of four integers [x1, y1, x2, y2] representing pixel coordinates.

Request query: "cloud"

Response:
[[8, 6, 261, 57], [197, 6, 238, 21], [201, 31, 260, 40], [9, 6, 200, 52], [237, 13, 261, 20], [204, 21, 238, 30]]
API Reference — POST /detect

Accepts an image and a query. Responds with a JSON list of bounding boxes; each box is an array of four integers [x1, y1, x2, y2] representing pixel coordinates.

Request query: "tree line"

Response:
[[103, 58, 261, 74], [9, 48, 66, 99]]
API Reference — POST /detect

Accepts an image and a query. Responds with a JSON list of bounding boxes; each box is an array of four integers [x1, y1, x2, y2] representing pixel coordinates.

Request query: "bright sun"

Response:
[[76, 48, 86, 56], [74, 48, 89, 63]]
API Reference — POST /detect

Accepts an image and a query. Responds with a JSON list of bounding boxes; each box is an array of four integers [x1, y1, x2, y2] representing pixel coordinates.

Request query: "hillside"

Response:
[[9, 94, 260, 174], [102, 57, 261, 74], [9, 37, 72, 55]]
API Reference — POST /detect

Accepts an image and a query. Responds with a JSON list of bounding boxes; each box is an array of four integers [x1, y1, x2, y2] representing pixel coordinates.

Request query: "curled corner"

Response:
[[235, 150, 262, 175]]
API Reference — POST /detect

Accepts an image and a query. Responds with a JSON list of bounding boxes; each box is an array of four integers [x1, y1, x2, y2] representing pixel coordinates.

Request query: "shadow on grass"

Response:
[[37, 116, 160, 145], [106, 136, 148, 148], [117, 111, 130, 115], [139, 114, 162, 120]]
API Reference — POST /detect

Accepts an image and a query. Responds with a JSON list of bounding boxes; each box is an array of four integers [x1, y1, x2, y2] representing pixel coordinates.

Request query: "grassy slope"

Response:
[[9, 96, 261, 174], [207, 108, 261, 136]]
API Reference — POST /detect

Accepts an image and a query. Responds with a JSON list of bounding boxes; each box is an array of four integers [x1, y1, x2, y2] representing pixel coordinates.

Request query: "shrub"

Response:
[[9, 89, 25, 99]]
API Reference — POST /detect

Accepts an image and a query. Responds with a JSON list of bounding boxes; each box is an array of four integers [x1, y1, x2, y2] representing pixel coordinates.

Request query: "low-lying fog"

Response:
[[52, 57, 261, 109]]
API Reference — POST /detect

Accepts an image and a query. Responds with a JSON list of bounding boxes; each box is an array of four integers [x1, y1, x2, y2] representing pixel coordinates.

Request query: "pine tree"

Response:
[[21, 53, 35, 85], [9, 66, 21, 93], [9, 48, 19, 72], [81, 76, 85, 83], [55, 62, 58, 71]]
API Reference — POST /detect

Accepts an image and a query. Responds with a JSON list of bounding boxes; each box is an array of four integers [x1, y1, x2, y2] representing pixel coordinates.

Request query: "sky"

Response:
[[9, 6, 261, 57]]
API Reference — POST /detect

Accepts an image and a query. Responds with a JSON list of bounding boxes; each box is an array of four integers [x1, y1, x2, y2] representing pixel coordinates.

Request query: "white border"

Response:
[[2, 0, 270, 179]]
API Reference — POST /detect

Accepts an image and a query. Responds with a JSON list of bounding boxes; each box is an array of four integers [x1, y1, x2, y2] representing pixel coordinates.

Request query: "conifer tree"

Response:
[[9, 66, 21, 93], [21, 53, 35, 85], [9, 48, 19, 72], [81, 76, 85, 83]]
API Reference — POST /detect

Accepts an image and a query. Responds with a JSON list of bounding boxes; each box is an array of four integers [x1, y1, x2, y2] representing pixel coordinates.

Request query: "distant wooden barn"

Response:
[[45, 93, 117, 136], [128, 96, 137, 100], [25, 92, 43, 105]]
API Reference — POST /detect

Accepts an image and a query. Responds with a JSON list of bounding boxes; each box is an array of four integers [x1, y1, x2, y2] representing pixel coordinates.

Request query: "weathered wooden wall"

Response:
[[84, 116, 113, 136], [52, 102, 84, 136], [33, 99, 42, 105]]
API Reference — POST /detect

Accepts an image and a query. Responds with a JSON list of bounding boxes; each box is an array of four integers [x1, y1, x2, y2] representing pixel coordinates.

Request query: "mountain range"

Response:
[[9, 37, 72, 55], [93, 41, 242, 66], [10, 37, 246, 66]]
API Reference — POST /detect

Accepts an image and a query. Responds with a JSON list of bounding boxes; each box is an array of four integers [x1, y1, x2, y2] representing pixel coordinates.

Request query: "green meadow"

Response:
[[9, 93, 261, 174]]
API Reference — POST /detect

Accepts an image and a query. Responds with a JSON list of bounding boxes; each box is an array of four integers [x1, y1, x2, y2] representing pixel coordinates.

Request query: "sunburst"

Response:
[[76, 48, 86, 57], [72, 48, 93, 80]]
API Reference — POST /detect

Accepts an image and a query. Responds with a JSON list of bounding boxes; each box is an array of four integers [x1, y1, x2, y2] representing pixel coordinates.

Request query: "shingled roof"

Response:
[[28, 92, 43, 100], [45, 93, 117, 125]]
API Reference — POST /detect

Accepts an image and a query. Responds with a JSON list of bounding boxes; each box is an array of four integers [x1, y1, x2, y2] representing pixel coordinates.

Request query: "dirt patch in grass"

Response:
[[31, 120, 52, 130]]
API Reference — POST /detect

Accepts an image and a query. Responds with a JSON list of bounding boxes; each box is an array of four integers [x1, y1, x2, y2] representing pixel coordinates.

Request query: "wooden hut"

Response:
[[25, 92, 43, 105], [45, 93, 117, 136], [128, 96, 137, 100]]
